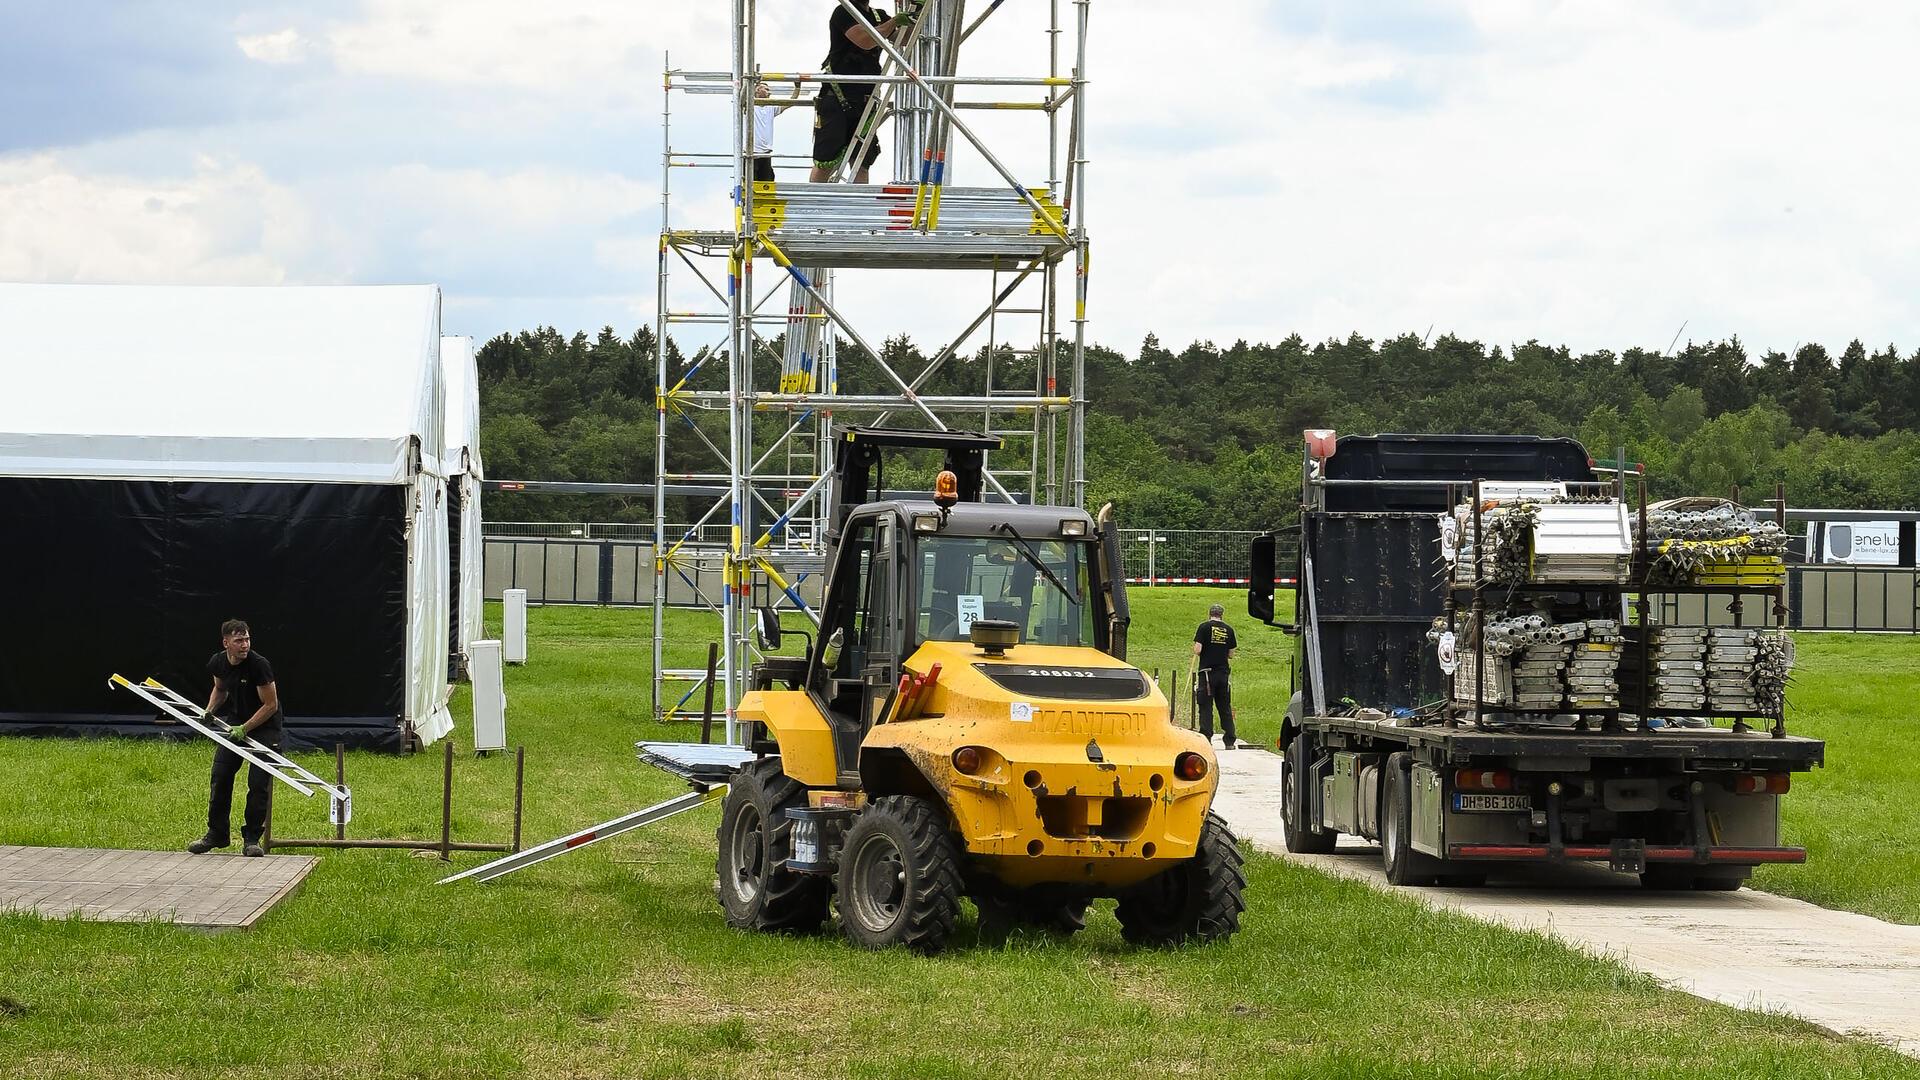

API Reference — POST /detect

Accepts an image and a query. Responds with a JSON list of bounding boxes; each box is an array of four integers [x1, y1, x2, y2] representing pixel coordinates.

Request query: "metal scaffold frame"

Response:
[[650, 0, 1091, 731]]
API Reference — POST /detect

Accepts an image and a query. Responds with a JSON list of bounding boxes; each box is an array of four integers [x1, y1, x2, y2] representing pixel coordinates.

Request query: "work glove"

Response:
[[228, 722, 249, 739]]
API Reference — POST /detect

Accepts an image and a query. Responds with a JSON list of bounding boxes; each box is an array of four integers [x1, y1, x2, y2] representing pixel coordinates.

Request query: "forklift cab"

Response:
[[777, 427, 1132, 782], [801, 500, 1125, 780]]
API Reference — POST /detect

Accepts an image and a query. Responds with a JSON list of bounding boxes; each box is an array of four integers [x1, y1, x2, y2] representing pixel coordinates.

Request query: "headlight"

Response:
[[1059, 518, 1088, 537], [913, 513, 941, 533]]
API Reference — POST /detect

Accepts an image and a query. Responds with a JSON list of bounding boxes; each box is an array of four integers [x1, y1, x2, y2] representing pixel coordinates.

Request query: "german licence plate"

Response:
[[1454, 793, 1529, 812]]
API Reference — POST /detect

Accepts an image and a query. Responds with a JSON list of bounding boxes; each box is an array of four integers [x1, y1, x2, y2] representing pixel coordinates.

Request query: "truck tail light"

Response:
[[1175, 752, 1208, 781], [1455, 768, 1514, 791], [1733, 774, 1790, 795]]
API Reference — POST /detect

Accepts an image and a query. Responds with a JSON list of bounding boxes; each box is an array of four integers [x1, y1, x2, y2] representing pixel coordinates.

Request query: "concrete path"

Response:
[[1213, 748, 1920, 1058]]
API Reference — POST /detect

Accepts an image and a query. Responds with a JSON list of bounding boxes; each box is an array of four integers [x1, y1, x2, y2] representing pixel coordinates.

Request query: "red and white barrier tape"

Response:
[[1124, 577, 1298, 586]]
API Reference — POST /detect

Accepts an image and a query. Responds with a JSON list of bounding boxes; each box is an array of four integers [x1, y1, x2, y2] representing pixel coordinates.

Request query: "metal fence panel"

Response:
[[1117, 529, 1297, 585], [481, 536, 825, 610], [1794, 566, 1917, 632], [480, 531, 1916, 631]]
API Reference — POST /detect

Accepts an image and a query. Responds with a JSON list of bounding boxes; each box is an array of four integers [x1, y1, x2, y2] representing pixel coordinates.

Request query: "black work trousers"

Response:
[[208, 724, 280, 843], [1195, 668, 1235, 745]]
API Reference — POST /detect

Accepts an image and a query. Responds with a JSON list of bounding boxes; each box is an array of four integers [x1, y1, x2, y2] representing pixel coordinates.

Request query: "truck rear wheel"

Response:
[[1284, 733, 1338, 855], [1382, 752, 1441, 886], [1115, 811, 1246, 946], [716, 758, 831, 932], [836, 796, 963, 953]]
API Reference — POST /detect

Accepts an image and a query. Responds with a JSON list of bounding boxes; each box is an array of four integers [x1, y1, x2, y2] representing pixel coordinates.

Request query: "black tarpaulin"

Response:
[[0, 477, 409, 751]]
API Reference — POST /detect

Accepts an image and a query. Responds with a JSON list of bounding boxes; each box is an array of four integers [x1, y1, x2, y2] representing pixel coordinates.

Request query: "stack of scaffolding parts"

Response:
[[1440, 485, 1633, 725], [1444, 488, 1631, 586], [1637, 498, 1789, 586], [1636, 625, 1710, 712], [1437, 617, 1624, 719], [1620, 626, 1795, 719]]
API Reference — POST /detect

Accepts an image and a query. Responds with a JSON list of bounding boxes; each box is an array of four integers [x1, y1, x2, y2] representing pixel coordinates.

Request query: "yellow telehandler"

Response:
[[720, 427, 1245, 952]]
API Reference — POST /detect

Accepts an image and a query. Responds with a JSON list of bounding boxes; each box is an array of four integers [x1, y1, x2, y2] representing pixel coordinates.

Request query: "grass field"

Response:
[[1750, 633, 1920, 924], [1, 593, 1917, 1078]]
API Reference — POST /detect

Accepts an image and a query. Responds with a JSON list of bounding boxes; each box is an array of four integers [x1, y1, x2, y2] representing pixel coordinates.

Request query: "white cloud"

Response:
[[0, 154, 333, 285], [4, 2, 1918, 360], [236, 28, 308, 64]]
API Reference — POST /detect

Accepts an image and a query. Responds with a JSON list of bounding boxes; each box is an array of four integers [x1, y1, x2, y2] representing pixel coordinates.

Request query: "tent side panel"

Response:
[[0, 477, 409, 751], [448, 481, 463, 674]]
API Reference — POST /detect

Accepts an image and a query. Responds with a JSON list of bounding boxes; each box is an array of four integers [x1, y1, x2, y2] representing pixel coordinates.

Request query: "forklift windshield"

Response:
[[914, 535, 1095, 647]]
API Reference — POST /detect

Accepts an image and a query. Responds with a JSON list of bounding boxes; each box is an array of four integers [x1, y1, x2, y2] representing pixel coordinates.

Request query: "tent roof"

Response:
[[441, 335, 484, 480], [0, 283, 443, 484]]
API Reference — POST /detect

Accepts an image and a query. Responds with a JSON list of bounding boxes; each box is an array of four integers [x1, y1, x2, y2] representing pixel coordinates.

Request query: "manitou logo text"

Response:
[[1033, 708, 1144, 735]]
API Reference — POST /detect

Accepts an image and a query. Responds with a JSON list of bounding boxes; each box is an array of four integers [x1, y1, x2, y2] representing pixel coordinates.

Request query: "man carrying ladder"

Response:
[[188, 619, 283, 857]]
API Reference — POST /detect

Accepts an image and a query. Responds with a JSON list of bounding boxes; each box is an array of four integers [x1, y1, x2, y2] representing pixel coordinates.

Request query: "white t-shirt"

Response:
[[753, 105, 776, 155]]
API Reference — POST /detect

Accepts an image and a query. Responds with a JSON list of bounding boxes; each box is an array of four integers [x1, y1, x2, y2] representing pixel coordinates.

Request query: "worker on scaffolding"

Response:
[[810, 0, 918, 182]]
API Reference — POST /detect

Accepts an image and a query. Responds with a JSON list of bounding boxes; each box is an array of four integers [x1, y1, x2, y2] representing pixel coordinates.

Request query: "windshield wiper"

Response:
[[994, 523, 1079, 605]]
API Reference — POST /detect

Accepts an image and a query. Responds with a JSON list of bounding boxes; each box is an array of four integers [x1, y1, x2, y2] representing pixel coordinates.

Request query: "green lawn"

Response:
[[1750, 633, 1920, 923], [1, 596, 1915, 1078]]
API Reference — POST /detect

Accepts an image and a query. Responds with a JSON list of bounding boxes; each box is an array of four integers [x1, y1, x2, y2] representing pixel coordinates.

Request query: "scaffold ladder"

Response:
[[109, 674, 352, 822]]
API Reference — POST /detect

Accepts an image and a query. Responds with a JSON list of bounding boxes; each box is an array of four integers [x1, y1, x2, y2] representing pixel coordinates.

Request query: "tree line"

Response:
[[476, 327, 1920, 530]]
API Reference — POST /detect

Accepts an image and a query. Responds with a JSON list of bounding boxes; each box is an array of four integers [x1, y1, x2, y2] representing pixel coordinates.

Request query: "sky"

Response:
[[3, 1, 1917, 361]]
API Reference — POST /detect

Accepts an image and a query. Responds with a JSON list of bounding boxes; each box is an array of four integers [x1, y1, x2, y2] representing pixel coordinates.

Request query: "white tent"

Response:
[[0, 283, 453, 750], [441, 334, 486, 674]]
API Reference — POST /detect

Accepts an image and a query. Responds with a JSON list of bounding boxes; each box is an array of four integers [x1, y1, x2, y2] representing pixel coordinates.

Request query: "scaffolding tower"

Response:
[[652, 0, 1092, 734]]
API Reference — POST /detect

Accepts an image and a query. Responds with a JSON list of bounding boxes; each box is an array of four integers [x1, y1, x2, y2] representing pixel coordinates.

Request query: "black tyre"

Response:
[[715, 758, 831, 932], [1283, 733, 1337, 855], [836, 796, 964, 953], [1640, 865, 1750, 891], [1381, 752, 1440, 886], [1114, 811, 1247, 946], [975, 888, 1090, 937]]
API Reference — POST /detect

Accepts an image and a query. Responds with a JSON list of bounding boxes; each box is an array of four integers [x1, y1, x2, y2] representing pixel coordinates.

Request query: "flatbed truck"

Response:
[[1247, 432, 1823, 889]]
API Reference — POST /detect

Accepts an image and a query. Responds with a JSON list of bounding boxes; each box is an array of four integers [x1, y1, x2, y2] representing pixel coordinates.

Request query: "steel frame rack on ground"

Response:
[[650, 0, 1092, 733]]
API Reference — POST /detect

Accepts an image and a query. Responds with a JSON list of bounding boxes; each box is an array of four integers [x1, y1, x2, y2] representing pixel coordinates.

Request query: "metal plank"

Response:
[[436, 787, 725, 885]]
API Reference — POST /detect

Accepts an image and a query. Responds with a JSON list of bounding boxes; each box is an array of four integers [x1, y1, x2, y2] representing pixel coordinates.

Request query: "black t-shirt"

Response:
[[207, 651, 280, 726], [1194, 620, 1237, 671], [827, 3, 885, 85]]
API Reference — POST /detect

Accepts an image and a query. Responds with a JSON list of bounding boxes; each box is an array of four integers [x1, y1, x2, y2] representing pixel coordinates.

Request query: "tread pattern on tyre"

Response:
[[839, 795, 964, 953], [1115, 810, 1247, 946], [716, 757, 830, 932]]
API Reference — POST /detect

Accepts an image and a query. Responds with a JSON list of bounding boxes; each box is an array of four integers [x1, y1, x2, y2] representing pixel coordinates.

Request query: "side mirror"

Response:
[[1096, 502, 1129, 659], [755, 607, 783, 651], [1248, 533, 1277, 624]]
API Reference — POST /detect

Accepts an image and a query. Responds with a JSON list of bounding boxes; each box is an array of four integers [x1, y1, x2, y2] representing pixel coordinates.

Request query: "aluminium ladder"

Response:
[[109, 673, 352, 824]]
